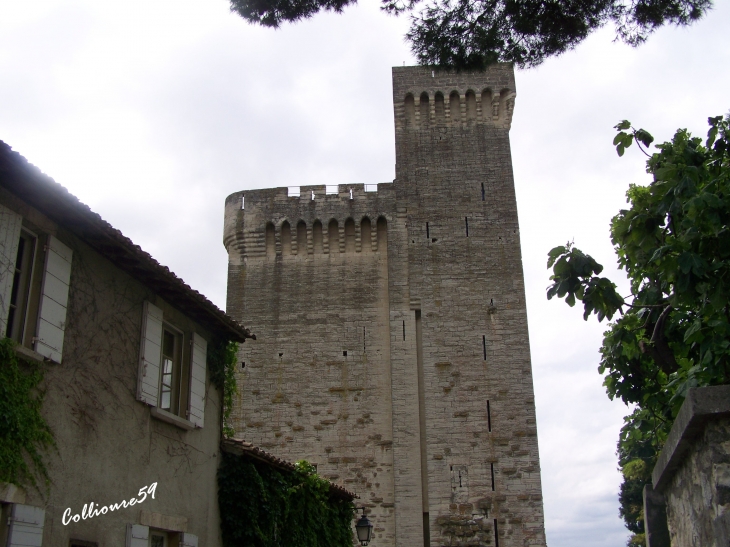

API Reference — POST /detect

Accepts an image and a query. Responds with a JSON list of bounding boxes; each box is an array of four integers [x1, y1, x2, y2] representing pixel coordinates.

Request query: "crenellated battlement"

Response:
[[224, 182, 395, 260], [392, 65, 516, 131]]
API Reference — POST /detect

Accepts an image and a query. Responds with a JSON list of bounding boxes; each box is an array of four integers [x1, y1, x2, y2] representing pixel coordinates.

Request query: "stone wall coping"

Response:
[[139, 510, 188, 532], [0, 482, 26, 504], [653, 384, 730, 491]]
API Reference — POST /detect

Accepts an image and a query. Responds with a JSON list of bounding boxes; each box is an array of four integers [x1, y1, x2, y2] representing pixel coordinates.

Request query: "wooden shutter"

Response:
[[0, 204, 22, 335], [35, 235, 72, 363], [7, 504, 45, 547], [180, 533, 199, 547], [137, 301, 163, 406], [189, 332, 207, 428], [125, 524, 149, 547]]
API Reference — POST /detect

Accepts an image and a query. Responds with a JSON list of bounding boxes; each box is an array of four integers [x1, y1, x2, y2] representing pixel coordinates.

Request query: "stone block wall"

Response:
[[663, 417, 730, 544], [646, 385, 730, 546], [224, 183, 398, 545]]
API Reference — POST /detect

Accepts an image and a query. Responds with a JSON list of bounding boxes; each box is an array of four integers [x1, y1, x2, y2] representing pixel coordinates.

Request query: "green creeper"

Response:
[[0, 338, 55, 491]]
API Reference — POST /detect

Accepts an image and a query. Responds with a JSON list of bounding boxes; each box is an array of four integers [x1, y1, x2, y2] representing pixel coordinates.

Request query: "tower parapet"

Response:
[[392, 65, 516, 133], [224, 183, 395, 260]]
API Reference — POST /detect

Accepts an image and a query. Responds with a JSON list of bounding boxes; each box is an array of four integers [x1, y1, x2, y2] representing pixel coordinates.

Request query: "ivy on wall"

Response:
[[0, 338, 54, 490], [218, 451, 355, 547], [208, 338, 239, 438]]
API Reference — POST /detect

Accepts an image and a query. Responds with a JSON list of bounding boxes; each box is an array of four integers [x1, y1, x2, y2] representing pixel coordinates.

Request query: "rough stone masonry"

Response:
[[223, 65, 547, 547]]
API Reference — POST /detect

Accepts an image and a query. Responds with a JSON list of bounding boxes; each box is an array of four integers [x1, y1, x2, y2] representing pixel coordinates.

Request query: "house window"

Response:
[[159, 326, 182, 414], [125, 524, 197, 547], [70, 540, 98, 547], [137, 301, 208, 429], [150, 532, 166, 547], [0, 204, 73, 363], [6, 229, 37, 342]]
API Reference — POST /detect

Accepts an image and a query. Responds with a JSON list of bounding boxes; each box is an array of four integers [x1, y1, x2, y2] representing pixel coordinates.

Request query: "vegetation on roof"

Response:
[[218, 450, 355, 547]]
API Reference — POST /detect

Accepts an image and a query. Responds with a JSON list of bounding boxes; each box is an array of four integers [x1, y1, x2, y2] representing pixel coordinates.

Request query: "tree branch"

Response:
[[639, 305, 678, 374]]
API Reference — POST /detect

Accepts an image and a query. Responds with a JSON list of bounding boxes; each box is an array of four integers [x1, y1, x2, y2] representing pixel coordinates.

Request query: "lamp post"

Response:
[[355, 507, 373, 546]]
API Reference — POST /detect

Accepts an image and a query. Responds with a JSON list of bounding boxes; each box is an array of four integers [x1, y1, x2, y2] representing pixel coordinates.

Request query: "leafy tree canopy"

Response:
[[547, 113, 730, 541], [229, 0, 712, 69]]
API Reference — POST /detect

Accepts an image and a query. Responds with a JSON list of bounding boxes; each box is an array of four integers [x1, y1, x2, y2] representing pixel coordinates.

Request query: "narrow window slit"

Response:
[[494, 519, 499, 547], [487, 400, 492, 432], [403, 320, 406, 341], [483, 335, 487, 360], [490, 463, 495, 491], [426, 222, 430, 239], [465, 217, 469, 237], [343, 351, 347, 357], [481, 183, 485, 201], [423, 513, 430, 547], [363, 327, 366, 352]]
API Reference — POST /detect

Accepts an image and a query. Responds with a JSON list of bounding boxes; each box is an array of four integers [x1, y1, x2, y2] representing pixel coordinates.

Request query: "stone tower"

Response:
[[223, 65, 546, 547]]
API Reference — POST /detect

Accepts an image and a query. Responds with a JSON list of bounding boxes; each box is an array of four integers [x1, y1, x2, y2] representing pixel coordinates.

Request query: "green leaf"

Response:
[[634, 129, 654, 148], [615, 120, 632, 131], [547, 245, 567, 268]]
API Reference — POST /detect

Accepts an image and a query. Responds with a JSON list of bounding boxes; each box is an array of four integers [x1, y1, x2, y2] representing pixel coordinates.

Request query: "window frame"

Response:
[[137, 301, 207, 430], [158, 323, 184, 416], [69, 540, 99, 547], [5, 228, 38, 344], [0, 204, 73, 364]]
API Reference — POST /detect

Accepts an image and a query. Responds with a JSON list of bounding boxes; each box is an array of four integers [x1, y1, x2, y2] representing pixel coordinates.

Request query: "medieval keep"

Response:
[[224, 65, 547, 547]]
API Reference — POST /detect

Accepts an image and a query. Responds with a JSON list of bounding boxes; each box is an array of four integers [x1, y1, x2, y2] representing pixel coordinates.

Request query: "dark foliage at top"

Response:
[[229, 0, 711, 69]]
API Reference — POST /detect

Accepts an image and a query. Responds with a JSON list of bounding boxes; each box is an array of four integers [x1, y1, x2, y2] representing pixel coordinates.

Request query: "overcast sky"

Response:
[[2, 1, 729, 545]]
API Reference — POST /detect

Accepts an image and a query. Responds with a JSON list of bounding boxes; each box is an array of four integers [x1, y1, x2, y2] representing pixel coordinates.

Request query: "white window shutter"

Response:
[[137, 301, 163, 406], [0, 204, 23, 335], [125, 524, 149, 547], [35, 235, 72, 363], [7, 504, 45, 547], [180, 533, 199, 547], [189, 333, 207, 428]]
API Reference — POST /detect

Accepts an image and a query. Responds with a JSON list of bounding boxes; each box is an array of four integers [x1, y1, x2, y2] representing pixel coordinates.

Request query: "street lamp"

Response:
[[355, 508, 373, 546]]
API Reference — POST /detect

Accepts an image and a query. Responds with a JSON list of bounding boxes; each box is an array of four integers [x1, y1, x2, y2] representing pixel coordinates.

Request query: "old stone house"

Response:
[[0, 141, 253, 547]]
